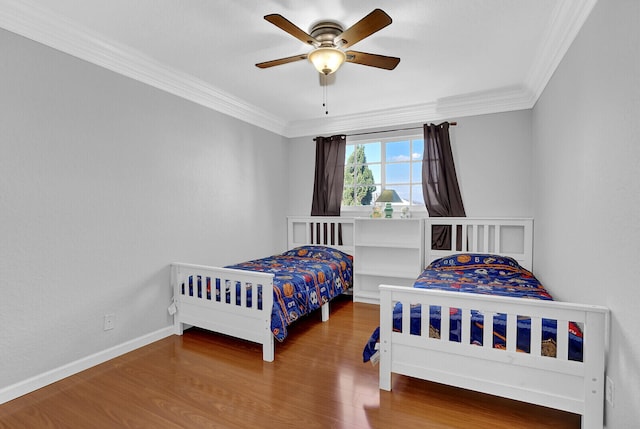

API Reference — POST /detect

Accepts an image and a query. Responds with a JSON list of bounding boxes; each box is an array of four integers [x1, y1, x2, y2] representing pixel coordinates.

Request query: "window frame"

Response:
[[341, 132, 427, 215]]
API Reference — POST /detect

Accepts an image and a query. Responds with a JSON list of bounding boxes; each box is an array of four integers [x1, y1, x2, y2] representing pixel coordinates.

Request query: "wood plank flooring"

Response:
[[0, 295, 580, 428]]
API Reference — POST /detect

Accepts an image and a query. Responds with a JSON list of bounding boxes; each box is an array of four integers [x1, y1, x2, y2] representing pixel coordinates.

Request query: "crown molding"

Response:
[[283, 86, 536, 138], [0, 0, 596, 139], [0, 0, 288, 135], [524, 0, 598, 102]]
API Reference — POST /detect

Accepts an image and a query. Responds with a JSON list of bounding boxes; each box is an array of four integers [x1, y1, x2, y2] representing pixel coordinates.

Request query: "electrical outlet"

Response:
[[104, 313, 115, 331], [606, 376, 614, 407]]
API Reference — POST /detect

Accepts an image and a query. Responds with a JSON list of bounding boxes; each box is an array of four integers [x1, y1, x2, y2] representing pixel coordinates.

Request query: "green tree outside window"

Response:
[[343, 145, 376, 206]]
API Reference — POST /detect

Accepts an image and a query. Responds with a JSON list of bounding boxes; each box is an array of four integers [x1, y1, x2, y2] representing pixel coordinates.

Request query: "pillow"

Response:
[[428, 253, 522, 270], [281, 245, 352, 262]]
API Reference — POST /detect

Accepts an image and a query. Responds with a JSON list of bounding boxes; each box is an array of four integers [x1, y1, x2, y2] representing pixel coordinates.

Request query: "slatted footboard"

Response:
[[171, 264, 275, 361], [378, 285, 609, 429]]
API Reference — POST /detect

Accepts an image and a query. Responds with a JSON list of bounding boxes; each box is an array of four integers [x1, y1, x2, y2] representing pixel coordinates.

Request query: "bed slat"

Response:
[[421, 304, 430, 338], [440, 306, 450, 343], [556, 319, 569, 360], [482, 311, 494, 349], [506, 313, 517, 352], [461, 308, 471, 345], [530, 316, 542, 357]]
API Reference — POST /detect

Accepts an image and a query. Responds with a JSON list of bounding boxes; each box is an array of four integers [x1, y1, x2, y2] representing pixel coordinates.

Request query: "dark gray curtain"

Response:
[[311, 135, 346, 216], [422, 122, 466, 250]]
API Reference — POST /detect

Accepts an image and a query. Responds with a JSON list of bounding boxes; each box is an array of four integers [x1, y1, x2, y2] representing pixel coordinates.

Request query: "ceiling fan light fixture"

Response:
[[308, 47, 346, 75]]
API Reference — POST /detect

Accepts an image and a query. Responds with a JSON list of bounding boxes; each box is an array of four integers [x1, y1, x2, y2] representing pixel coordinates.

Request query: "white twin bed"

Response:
[[170, 216, 354, 362], [170, 216, 608, 429], [377, 217, 609, 429]]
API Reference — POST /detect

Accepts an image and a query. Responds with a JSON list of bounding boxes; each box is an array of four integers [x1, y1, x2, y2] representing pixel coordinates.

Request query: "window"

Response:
[[342, 135, 424, 207]]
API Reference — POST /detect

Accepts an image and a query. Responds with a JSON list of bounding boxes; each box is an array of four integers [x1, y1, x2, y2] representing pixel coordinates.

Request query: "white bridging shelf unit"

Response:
[[353, 217, 424, 304]]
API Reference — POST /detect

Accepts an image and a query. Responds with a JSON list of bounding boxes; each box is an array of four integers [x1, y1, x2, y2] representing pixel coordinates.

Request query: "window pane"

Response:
[[412, 139, 424, 161], [391, 185, 410, 203], [354, 186, 377, 206], [344, 145, 354, 163], [386, 140, 410, 162], [344, 165, 356, 186], [371, 185, 382, 202], [412, 161, 422, 183], [411, 184, 424, 205], [362, 142, 381, 163], [386, 163, 410, 184], [351, 163, 379, 186], [342, 188, 355, 206], [367, 164, 381, 184]]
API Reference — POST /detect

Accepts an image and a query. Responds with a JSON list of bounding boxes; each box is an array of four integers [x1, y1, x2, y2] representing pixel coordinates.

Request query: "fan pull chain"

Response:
[[322, 74, 329, 115]]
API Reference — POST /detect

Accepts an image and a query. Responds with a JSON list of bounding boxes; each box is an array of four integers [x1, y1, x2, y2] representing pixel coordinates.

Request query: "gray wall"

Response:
[[532, 0, 640, 426], [0, 29, 289, 389]]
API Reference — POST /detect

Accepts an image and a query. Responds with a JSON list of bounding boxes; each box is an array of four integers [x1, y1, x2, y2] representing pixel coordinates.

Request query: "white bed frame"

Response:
[[171, 216, 354, 362], [378, 217, 609, 429]]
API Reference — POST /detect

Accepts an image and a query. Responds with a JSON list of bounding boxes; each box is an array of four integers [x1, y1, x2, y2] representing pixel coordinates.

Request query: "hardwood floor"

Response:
[[0, 295, 580, 428]]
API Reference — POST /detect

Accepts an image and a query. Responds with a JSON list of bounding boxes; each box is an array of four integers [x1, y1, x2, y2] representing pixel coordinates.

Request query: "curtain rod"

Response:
[[313, 122, 457, 141], [347, 122, 457, 138]]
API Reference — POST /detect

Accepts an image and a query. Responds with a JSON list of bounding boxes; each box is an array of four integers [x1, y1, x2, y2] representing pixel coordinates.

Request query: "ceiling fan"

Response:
[[256, 9, 400, 76]]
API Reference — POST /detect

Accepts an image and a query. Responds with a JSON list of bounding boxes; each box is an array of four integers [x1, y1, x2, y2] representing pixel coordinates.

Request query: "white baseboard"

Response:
[[0, 326, 174, 405]]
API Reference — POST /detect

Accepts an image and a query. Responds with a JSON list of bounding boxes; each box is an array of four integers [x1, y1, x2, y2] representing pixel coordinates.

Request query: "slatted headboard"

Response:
[[287, 216, 355, 255], [424, 217, 533, 270]]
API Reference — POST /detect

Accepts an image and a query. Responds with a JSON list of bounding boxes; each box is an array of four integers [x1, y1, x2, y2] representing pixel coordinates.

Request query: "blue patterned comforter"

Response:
[[224, 246, 353, 341], [363, 253, 583, 362]]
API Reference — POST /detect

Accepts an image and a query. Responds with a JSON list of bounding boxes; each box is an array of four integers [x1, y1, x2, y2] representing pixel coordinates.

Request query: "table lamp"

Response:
[[375, 189, 403, 218]]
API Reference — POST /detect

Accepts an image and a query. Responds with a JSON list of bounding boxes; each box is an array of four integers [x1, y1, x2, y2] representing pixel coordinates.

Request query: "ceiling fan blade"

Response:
[[345, 51, 400, 70], [334, 9, 392, 49], [264, 14, 320, 47], [256, 54, 308, 69]]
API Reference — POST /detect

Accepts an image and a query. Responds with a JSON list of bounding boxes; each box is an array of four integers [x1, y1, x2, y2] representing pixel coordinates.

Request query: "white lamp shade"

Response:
[[308, 47, 346, 75]]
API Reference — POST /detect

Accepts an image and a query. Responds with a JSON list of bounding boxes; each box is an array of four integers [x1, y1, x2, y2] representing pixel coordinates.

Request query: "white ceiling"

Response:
[[0, 0, 596, 137]]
